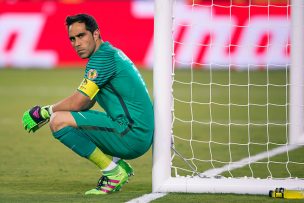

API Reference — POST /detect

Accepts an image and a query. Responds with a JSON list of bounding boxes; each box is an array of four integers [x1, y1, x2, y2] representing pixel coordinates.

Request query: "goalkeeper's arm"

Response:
[[22, 91, 95, 133], [22, 76, 98, 133], [51, 91, 95, 113]]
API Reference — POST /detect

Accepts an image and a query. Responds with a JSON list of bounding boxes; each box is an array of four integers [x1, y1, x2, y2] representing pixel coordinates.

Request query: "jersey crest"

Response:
[[87, 69, 98, 80]]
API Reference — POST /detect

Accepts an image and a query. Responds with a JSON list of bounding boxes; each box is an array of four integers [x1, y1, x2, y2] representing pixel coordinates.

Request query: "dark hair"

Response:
[[65, 13, 99, 34]]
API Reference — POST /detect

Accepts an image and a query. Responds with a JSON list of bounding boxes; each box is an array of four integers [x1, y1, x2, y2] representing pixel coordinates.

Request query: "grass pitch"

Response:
[[0, 68, 303, 203]]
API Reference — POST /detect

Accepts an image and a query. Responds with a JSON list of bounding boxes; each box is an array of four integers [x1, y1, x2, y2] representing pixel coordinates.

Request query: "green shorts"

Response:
[[71, 110, 153, 159]]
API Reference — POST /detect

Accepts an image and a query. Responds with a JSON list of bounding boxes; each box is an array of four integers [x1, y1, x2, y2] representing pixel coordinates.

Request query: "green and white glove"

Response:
[[22, 105, 52, 133]]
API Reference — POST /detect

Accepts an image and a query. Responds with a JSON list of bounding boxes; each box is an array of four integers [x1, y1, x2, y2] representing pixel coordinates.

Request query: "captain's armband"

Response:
[[77, 78, 99, 100]]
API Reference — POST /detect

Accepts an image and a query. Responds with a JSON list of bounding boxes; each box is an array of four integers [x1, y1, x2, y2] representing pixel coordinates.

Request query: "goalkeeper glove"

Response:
[[22, 105, 52, 133]]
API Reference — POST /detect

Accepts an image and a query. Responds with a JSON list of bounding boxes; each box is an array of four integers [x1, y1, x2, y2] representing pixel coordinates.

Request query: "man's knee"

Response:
[[49, 111, 77, 132]]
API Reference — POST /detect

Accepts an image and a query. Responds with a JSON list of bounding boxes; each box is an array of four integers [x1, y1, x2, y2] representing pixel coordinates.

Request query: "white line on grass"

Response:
[[201, 144, 301, 177], [127, 144, 301, 202], [126, 193, 167, 203]]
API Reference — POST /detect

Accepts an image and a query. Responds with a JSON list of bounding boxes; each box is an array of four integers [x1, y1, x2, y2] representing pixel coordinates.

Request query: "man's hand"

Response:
[[22, 105, 51, 133]]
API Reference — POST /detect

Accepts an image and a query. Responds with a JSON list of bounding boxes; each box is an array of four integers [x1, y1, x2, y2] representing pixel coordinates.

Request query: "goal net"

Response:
[[153, 0, 304, 194]]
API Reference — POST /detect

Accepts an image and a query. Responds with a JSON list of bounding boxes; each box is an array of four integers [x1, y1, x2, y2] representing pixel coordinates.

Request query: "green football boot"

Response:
[[117, 159, 134, 177], [85, 165, 128, 195]]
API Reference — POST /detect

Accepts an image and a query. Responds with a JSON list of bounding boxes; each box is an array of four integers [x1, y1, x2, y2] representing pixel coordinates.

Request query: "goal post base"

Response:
[[154, 177, 304, 195], [290, 133, 304, 145]]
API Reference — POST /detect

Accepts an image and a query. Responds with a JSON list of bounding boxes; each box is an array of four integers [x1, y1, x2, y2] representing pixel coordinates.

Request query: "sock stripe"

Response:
[[52, 126, 74, 139]]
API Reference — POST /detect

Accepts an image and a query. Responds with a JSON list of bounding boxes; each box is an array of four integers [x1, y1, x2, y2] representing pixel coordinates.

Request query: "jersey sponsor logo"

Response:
[[87, 69, 98, 80]]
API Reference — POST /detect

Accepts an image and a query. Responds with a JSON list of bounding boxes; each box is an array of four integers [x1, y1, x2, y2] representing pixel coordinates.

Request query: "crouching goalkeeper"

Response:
[[22, 13, 154, 195]]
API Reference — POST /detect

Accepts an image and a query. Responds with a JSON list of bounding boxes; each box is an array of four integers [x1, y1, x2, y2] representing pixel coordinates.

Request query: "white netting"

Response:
[[171, 0, 304, 180]]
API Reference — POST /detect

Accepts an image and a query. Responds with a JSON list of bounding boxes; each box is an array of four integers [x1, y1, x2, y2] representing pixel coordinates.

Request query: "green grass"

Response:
[[0, 68, 303, 202]]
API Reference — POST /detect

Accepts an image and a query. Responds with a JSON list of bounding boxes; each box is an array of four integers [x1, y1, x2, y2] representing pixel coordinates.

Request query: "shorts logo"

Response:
[[87, 69, 98, 80]]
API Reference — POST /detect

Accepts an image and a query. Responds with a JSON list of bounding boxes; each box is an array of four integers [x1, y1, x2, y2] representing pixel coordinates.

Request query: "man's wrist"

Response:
[[48, 105, 54, 115], [40, 105, 54, 119]]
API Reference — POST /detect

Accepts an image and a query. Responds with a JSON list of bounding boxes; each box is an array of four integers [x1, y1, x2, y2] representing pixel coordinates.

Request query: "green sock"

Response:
[[53, 127, 116, 170], [52, 126, 95, 158]]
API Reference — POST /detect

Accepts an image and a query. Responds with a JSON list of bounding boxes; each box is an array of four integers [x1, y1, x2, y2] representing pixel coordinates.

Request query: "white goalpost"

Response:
[[153, 0, 304, 195], [290, 0, 304, 145]]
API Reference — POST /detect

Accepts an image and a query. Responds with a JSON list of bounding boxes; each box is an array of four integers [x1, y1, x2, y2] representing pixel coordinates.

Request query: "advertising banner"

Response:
[[0, 1, 290, 69]]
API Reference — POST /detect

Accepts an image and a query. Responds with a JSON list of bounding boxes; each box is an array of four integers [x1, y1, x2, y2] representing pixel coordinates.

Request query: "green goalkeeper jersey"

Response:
[[77, 41, 154, 134]]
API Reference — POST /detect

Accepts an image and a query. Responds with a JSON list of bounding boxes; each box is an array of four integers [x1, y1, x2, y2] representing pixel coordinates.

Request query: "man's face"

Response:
[[68, 22, 97, 59]]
